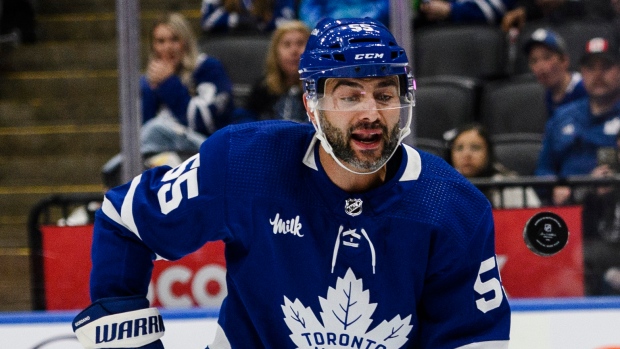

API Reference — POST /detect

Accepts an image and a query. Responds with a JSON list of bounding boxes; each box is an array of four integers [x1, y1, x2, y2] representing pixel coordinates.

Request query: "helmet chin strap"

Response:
[[308, 99, 412, 176]]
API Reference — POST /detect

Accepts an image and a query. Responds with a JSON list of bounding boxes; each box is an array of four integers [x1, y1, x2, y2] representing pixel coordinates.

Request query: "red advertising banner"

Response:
[[493, 206, 584, 298], [40, 225, 226, 310], [40, 225, 93, 310], [39, 206, 584, 309]]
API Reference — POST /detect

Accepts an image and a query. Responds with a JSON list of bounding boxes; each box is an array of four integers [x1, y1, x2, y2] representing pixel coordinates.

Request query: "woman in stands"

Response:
[[445, 123, 541, 208], [102, 12, 236, 188], [140, 12, 235, 157], [236, 20, 310, 122]]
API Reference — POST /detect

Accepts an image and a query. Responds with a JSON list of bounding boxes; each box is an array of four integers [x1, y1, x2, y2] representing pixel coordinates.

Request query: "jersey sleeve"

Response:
[[140, 76, 160, 125], [418, 207, 511, 349], [450, 0, 516, 24], [534, 114, 561, 177], [154, 57, 234, 135], [90, 129, 233, 301]]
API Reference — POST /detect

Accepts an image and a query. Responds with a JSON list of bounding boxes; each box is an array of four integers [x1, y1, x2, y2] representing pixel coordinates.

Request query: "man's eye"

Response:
[[340, 95, 360, 102], [377, 94, 393, 102]]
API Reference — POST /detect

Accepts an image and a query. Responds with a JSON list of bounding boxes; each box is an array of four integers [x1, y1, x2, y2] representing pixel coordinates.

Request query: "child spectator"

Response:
[[445, 123, 541, 208]]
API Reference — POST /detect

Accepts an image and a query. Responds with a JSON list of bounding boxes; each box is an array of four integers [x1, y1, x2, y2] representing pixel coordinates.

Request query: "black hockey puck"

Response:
[[523, 211, 569, 257]]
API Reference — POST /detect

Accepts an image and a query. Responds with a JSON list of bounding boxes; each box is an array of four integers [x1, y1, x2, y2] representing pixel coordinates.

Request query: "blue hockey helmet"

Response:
[[299, 17, 413, 99], [299, 18, 415, 175]]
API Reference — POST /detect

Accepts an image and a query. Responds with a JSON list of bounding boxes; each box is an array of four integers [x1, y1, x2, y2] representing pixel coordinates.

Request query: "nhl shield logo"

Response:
[[344, 198, 363, 217]]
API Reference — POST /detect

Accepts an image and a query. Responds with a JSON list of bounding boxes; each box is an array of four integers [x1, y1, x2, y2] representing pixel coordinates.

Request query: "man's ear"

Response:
[[303, 93, 316, 124]]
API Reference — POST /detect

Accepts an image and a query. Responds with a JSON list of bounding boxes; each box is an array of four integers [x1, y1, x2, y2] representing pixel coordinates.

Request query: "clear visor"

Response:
[[309, 76, 414, 175], [313, 76, 414, 138]]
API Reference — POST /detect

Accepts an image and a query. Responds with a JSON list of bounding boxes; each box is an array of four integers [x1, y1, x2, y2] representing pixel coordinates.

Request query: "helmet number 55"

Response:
[[348, 24, 375, 32]]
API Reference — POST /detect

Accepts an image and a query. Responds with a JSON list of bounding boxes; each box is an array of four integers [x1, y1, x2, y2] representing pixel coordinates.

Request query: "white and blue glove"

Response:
[[72, 295, 165, 348]]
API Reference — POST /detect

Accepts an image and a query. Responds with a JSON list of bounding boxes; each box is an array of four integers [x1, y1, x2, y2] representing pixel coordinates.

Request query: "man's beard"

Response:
[[319, 112, 400, 172]]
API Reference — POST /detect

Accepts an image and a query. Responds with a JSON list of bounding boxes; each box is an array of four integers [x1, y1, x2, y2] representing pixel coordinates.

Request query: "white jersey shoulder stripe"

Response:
[[206, 323, 232, 349], [400, 144, 422, 181], [101, 197, 124, 228], [120, 174, 142, 239], [302, 135, 319, 171]]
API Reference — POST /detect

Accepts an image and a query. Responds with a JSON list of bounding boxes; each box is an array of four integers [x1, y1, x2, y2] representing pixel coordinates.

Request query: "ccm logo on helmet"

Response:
[[354, 53, 385, 60]]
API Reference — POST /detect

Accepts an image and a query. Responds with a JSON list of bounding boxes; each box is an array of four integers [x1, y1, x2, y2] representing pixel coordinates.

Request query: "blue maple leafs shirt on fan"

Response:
[[71, 18, 511, 349]]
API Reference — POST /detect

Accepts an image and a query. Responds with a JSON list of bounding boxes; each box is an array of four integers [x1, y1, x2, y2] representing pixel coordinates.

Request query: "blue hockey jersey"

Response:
[[92, 121, 511, 348]]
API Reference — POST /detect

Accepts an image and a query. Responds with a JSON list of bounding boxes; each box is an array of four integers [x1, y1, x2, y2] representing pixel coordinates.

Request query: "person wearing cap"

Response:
[[69, 17, 510, 349], [524, 28, 587, 117], [535, 37, 620, 205]]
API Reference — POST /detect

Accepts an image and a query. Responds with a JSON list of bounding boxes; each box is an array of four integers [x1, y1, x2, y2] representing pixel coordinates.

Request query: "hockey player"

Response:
[[72, 17, 511, 348]]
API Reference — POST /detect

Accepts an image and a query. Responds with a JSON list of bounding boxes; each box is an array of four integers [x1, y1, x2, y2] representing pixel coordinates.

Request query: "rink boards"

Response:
[[1, 297, 620, 349]]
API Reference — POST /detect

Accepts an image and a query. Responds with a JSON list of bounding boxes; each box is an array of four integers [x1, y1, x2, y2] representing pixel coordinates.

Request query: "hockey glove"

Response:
[[72, 295, 165, 349]]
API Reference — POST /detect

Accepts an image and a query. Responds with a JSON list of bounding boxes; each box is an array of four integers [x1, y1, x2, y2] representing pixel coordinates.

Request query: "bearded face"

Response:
[[318, 110, 401, 172]]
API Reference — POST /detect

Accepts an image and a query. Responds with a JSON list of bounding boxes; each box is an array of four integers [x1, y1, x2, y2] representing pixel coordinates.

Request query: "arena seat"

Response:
[[414, 25, 508, 80], [412, 75, 480, 141], [480, 76, 547, 135], [200, 35, 271, 105], [492, 133, 543, 175]]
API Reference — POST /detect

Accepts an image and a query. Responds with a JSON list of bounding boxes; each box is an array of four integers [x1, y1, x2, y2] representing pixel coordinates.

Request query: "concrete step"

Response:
[[0, 126, 120, 157], [0, 98, 119, 127], [0, 41, 154, 72], [0, 152, 117, 186], [39, 0, 200, 14], [37, 10, 201, 42], [0, 70, 117, 100], [1, 41, 118, 72]]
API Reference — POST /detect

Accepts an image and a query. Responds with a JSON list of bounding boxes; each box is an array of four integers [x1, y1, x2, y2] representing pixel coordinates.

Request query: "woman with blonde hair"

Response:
[[239, 20, 310, 122], [140, 12, 235, 157]]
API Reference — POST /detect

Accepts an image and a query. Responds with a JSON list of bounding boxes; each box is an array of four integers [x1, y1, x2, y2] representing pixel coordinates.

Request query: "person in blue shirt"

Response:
[[299, 0, 390, 29], [523, 28, 587, 118], [418, 0, 516, 25], [101, 12, 237, 189], [201, 0, 296, 33], [72, 17, 510, 349], [140, 12, 235, 157], [535, 37, 620, 205]]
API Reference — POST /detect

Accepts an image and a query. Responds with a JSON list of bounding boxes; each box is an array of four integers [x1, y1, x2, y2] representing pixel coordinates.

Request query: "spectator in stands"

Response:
[[102, 12, 236, 188], [445, 123, 541, 208], [416, 0, 517, 27], [200, 0, 296, 34], [501, 0, 585, 32], [298, 0, 390, 29], [523, 28, 587, 117], [235, 20, 310, 122], [140, 12, 235, 157], [581, 130, 620, 295], [535, 37, 620, 205]]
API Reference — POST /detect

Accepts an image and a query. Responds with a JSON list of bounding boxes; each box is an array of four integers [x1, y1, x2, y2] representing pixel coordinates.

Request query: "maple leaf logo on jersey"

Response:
[[281, 268, 413, 348]]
